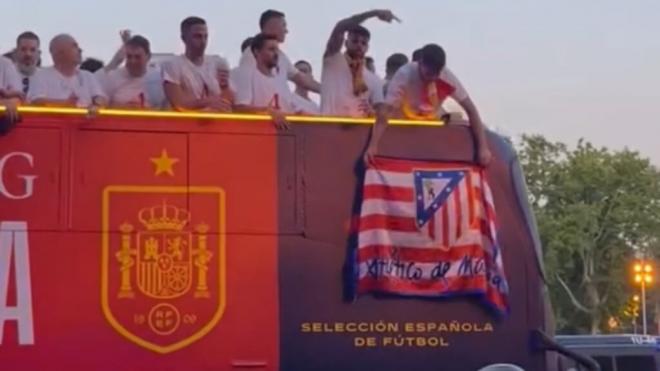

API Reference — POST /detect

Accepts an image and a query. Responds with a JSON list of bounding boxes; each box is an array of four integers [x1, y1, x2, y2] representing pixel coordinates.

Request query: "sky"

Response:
[[3, 0, 659, 163]]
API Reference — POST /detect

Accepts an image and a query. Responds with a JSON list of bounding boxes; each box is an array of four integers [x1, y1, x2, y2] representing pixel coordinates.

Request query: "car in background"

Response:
[[556, 335, 660, 371]]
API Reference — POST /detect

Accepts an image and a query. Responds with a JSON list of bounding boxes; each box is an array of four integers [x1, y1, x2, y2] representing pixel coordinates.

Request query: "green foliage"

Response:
[[518, 135, 660, 333]]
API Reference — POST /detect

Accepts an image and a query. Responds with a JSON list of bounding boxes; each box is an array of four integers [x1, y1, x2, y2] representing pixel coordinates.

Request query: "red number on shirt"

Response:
[[268, 94, 280, 110]]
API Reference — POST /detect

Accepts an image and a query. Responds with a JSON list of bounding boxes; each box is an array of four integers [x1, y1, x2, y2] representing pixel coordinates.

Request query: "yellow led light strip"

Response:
[[0, 105, 444, 126]]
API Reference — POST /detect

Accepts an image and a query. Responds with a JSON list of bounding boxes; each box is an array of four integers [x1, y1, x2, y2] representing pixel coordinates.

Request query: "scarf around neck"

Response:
[[345, 54, 369, 97]]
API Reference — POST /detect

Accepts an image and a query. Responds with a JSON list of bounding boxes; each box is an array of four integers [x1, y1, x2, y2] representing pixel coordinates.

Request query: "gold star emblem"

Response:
[[150, 149, 179, 176]]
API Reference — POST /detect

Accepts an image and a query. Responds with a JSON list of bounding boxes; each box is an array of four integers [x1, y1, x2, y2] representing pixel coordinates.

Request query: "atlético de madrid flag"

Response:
[[355, 157, 509, 315]]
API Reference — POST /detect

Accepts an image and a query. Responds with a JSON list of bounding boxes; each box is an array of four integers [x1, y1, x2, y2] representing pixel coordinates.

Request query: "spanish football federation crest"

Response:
[[101, 184, 225, 354]]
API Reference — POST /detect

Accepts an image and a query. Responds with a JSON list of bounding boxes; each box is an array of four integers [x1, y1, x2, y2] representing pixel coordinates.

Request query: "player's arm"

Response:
[[88, 73, 108, 108], [0, 89, 24, 100], [457, 96, 492, 166], [163, 82, 212, 111], [161, 61, 213, 111], [0, 97, 21, 124], [90, 95, 107, 108], [363, 62, 407, 164], [363, 103, 390, 165], [103, 30, 131, 72], [234, 103, 289, 130], [289, 73, 320, 94], [324, 9, 401, 58], [0, 64, 26, 102]]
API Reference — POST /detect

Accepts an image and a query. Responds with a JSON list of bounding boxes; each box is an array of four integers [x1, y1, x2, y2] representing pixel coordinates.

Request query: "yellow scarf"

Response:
[[425, 82, 440, 107], [400, 80, 454, 120], [401, 82, 438, 120], [346, 54, 369, 97]]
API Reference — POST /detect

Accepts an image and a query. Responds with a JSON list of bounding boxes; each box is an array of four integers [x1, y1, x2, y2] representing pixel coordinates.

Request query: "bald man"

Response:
[[213, 55, 235, 107], [29, 34, 106, 109]]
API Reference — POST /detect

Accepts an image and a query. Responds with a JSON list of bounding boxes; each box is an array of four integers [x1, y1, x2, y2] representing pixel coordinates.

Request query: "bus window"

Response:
[[615, 355, 655, 371]]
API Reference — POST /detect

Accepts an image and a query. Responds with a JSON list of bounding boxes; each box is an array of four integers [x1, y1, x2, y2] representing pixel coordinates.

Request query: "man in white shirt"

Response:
[[13, 31, 41, 95], [29, 34, 106, 111], [0, 55, 23, 125], [162, 16, 228, 112], [238, 9, 320, 94], [364, 43, 492, 166], [320, 9, 399, 118], [234, 33, 308, 129], [384, 50, 458, 121], [292, 60, 319, 115], [98, 35, 164, 108]]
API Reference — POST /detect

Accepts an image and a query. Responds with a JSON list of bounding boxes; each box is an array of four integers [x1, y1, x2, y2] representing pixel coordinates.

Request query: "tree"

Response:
[[518, 135, 660, 333]]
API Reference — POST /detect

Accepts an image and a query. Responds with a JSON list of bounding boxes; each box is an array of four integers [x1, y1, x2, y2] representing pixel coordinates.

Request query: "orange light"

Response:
[[635, 274, 643, 283], [644, 264, 653, 273], [645, 275, 653, 284], [608, 317, 618, 329], [0, 105, 446, 127], [634, 264, 643, 273], [633, 295, 640, 302]]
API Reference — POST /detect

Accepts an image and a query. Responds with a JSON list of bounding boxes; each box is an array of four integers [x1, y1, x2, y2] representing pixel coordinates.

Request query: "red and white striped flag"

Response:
[[355, 157, 508, 315]]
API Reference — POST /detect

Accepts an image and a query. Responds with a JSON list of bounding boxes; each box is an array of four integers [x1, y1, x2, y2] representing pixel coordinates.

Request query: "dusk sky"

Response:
[[3, 0, 658, 162]]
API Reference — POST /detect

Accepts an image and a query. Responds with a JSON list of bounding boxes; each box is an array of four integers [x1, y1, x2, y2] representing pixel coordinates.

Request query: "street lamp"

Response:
[[633, 261, 654, 335]]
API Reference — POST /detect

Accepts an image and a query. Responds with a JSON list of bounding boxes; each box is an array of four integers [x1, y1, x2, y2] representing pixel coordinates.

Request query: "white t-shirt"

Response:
[[385, 62, 468, 119], [97, 67, 153, 108], [320, 53, 384, 117], [292, 94, 320, 115], [238, 48, 300, 82], [234, 66, 297, 113], [0, 56, 23, 94], [28, 67, 105, 107], [161, 55, 220, 100]]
